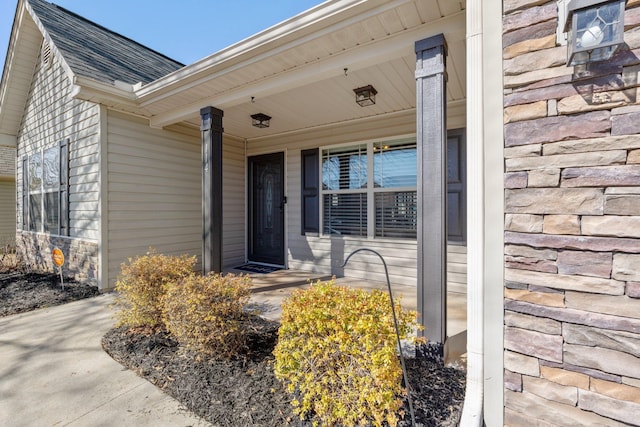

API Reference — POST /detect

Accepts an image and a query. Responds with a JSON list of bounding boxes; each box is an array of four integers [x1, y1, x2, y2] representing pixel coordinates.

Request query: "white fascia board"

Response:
[[136, 0, 410, 103], [0, 1, 25, 117], [149, 10, 465, 129], [0, 1, 39, 135], [71, 76, 138, 107]]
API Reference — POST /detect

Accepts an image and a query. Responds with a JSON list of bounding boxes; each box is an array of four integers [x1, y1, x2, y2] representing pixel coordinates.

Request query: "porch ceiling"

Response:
[[137, 0, 466, 140]]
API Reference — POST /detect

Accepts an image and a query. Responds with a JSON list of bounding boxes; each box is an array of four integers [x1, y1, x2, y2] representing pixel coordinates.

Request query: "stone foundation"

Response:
[[16, 232, 98, 287]]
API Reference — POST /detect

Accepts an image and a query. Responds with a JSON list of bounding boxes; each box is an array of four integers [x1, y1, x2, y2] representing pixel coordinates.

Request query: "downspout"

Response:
[[460, 0, 484, 424]]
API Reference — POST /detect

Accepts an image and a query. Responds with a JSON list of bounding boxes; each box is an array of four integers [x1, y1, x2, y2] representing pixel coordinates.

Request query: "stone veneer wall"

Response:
[[502, 0, 640, 425], [16, 232, 98, 285]]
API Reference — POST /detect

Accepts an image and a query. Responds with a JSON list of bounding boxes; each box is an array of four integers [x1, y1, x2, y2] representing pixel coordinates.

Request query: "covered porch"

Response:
[[134, 0, 467, 353]]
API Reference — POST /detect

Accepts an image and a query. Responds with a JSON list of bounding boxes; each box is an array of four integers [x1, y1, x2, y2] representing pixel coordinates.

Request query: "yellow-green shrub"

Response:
[[114, 250, 196, 328], [162, 272, 253, 357], [273, 280, 420, 427]]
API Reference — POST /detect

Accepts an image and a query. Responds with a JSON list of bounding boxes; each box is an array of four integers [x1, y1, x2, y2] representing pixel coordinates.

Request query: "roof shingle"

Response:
[[28, 0, 184, 86]]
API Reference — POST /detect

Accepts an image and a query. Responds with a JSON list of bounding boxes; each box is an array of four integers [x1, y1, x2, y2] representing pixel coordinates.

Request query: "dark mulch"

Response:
[[0, 272, 100, 317], [1, 272, 466, 425], [102, 321, 466, 427]]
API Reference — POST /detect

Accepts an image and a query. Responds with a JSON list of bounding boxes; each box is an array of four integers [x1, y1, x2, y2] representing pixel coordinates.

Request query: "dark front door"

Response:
[[248, 152, 285, 265]]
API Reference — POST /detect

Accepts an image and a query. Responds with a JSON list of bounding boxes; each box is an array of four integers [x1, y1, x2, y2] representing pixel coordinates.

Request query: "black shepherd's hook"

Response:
[[342, 248, 416, 427]]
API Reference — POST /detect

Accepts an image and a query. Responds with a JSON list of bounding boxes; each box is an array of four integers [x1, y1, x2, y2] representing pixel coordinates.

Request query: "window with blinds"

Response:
[[321, 140, 417, 239], [323, 193, 367, 236], [375, 191, 417, 238], [321, 144, 368, 236], [373, 141, 417, 238], [23, 140, 69, 235]]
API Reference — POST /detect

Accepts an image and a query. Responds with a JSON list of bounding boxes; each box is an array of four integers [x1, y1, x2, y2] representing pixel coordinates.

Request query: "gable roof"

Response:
[[0, 0, 184, 138], [27, 0, 184, 86]]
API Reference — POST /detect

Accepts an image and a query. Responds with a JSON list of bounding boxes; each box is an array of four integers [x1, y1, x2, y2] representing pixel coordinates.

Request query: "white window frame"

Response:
[[320, 137, 417, 240], [22, 140, 69, 236]]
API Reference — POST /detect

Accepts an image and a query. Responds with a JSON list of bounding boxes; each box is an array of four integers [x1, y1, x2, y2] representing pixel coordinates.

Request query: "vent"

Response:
[[41, 41, 52, 69]]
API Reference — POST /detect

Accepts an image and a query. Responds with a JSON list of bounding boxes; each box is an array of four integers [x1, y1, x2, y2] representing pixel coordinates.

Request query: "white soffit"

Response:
[[0, 3, 41, 136], [140, 0, 466, 134]]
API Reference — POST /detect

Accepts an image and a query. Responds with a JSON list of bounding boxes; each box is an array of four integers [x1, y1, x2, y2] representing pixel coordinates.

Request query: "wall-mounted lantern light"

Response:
[[251, 113, 271, 128], [353, 85, 377, 107], [564, 0, 626, 66]]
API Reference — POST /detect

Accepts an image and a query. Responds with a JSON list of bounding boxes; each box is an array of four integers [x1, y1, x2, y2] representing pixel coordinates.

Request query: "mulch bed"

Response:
[[0, 272, 100, 317], [102, 321, 466, 427], [1, 272, 466, 426]]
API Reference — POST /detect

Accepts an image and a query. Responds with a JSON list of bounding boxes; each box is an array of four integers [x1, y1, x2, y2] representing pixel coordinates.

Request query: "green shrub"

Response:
[[162, 272, 253, 357], [273, 280, 420, 427], [114, 250, 196, 328]]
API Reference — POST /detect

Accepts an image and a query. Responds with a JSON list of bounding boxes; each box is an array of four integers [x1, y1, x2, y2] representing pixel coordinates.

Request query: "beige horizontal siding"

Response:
[[447, 244, 468, 293], [222, 136, 246, 269], [105, 111, 201, 288], [16, 51, 100, 242]]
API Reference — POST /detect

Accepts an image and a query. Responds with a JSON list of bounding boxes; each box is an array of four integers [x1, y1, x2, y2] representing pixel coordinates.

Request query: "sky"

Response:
[[0, 0, 326, 69]]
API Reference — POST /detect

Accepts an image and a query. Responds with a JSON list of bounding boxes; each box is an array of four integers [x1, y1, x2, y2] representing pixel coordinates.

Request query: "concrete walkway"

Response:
[[0, 293, 210, 427]]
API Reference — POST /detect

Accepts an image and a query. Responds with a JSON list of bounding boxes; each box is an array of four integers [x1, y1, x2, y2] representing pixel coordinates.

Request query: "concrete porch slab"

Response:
[[240, 268, 468, 363]]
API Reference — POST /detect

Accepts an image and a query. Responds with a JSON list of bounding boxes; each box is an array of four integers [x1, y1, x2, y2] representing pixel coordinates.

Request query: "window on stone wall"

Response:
[[23, 140, 69, 236]]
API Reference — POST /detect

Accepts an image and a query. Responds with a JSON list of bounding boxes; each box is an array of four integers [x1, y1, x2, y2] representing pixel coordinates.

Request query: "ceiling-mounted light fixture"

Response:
[[564, 0, 626, 66], [353, 85, 377, 107], [251, 113, 271, 128]]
